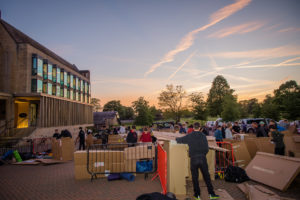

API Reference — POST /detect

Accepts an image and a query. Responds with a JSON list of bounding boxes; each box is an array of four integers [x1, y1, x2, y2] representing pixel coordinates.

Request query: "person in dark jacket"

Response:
[[269, 125, 285, 155], [52, 129, 60, 139], [76, 127, 85, 150], [176, 122, 219, 200], [126, 125, 138, 144]]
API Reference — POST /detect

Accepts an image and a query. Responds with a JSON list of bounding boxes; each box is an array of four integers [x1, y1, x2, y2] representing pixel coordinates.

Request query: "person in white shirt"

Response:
[[225, 123, 233, 139], [119, 125, 126, 134]]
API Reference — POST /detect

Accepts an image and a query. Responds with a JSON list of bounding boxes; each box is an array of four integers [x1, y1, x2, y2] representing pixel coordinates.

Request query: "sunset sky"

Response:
[[1, 0, 300, 106]]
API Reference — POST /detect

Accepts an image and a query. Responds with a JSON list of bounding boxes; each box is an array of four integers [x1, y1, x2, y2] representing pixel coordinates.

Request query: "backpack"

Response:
[[224, 165, 249, 183]]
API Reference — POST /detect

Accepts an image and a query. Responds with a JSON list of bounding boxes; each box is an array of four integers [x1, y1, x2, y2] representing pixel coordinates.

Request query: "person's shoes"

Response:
[[209, 193, 220, 199], [193, 195, 201, 200]]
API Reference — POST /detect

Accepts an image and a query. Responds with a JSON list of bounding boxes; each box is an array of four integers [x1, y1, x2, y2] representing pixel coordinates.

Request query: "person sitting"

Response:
[[140, 127, 152, 143]]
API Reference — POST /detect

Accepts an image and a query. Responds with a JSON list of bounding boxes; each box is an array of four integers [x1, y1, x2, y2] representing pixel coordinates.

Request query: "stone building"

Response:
[[93, 111, 120, 130], [0, 18, 93, 140]]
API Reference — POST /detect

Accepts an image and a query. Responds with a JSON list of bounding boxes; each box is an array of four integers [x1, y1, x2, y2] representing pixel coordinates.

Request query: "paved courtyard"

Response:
[[0, 161, 299, 200]]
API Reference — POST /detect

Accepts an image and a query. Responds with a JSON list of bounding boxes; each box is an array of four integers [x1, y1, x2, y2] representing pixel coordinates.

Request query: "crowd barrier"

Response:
[[87, 142, 158, 181], [215, 141, 235, 178], [151, 143, 167, 194]]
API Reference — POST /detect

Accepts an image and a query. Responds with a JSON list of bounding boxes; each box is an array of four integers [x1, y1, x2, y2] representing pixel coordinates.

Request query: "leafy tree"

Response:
[[207, 75, 234, 117], [132, 97, 153, 126], [273, 80, 300, 120], [238, 98, 261, 118], [91, 98, 101, 112], [261, 95, 280, 121], [189, 92, 207, 120], [221, 95, 240, 121], [149, 106, 163, 121], [103, 100, 127, 119], [123, 106, 135, 120], [158, 85, 186, 122]]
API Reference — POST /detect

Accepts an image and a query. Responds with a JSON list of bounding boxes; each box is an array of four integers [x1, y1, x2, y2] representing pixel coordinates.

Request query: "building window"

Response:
[[52, 84, 56, 95], [32, 56, 37, 75], [85, 82, 88, 94], [53, 66, 57, 83], [43, 82, 47, 93], [47, 83, 52, 95], [78, 93, 81, 102], [64, 72, 67, 86], [37, 58, 43, 77], [80, 80, 83, 92], [73, 90, 76, 100], [37, 80, 43, 93], [73, 76, 76, 89], [76, 92, 79, 101], [87, 83, 90, 95], [60, 86, 64, 97], [64, 88, 67, 98], [76, 77, 79, 90], [31, 79, 37, 92], [70, 75, 73, 88], [57, 67, 60, 84], [56, 85, 60, 97], [43, 61, 48, 80], [48, 64, 52, 81], [70, 90, 73, 100], [60, 70, 64, 85]]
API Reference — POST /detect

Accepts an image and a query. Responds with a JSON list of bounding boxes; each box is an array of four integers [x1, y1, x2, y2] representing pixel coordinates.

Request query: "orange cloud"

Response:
[[208, 21, 264, 38], [144, 0, 252, 76]]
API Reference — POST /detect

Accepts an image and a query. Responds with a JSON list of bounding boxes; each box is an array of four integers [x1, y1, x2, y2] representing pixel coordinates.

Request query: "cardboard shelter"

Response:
[[52, 137, 75, 161], [163, 141, 216, 195], [237, 183, 295, 200], [284, 136, 300, 158], [245, 152, 300, 191]]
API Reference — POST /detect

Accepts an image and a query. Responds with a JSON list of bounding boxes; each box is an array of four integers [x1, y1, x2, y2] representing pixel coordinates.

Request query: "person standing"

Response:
[[232, 122, 240, 134], [126, 125, 138, 144], [52, 129, 60, 139], [214, 126, 223, 142], [225, 123, 233, 139], [269, 125, 285, 155], [176, 122, 219, 200], [77, 127, 85, 150], [140, 127, 152, 143]]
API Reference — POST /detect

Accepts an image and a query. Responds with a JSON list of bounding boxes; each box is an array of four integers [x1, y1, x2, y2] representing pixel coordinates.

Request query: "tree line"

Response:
[[91, 75, 300, 125]]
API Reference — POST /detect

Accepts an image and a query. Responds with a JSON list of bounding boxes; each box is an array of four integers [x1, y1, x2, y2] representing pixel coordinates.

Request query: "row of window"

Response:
[[31, 54, 90, 94], [31, 54, 91, 103]]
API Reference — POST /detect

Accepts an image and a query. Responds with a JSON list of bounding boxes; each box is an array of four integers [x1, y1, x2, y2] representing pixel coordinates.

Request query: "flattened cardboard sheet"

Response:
[[245, 152, 300, 191]]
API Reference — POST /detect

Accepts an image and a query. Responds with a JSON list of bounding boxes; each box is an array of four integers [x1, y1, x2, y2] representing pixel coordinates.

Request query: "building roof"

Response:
[[93, 111, 119, 124], [0, 19, 80, 73]]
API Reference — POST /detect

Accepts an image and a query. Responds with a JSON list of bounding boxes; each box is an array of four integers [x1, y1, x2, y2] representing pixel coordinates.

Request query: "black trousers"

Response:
[[275, 147, 285, 156], [190, 154, 214, 197], [79, 141, 85, 150]]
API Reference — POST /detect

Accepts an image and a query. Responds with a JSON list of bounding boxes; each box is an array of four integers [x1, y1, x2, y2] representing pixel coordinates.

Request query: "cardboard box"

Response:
[[124, 159, 136, 172], [74, 165, 106, 180], [74, 151, 87, 165], [255, 137, 275, 154], [244, 138, 258, 158], [124, 144, 155, 160], [245, 152, 300, 191], [187, 150, 215, 181], [227, 140, 251, 168], [110, 162, 125, 173], [52, 138, 75, 161], [86, 134, 94, 148], [284, 136, 300, 157]]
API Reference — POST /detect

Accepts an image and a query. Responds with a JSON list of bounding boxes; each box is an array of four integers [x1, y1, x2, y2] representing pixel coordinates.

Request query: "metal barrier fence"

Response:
[[0, 137, 52, 158], [215, 142, 235, 178], [87, 142, 157, 181]]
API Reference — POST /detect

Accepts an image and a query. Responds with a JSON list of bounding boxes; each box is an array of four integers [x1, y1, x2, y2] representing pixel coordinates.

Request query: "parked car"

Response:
[[239, 118, 270, 133]]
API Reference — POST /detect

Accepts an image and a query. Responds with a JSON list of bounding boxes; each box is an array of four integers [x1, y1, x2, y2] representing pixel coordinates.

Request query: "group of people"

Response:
[[213, 120, 286, 156]]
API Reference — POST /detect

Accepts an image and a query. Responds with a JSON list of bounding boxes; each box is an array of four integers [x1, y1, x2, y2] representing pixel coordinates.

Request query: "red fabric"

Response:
[[140, 132, 152, 142], [187, 128, 194, 134]]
